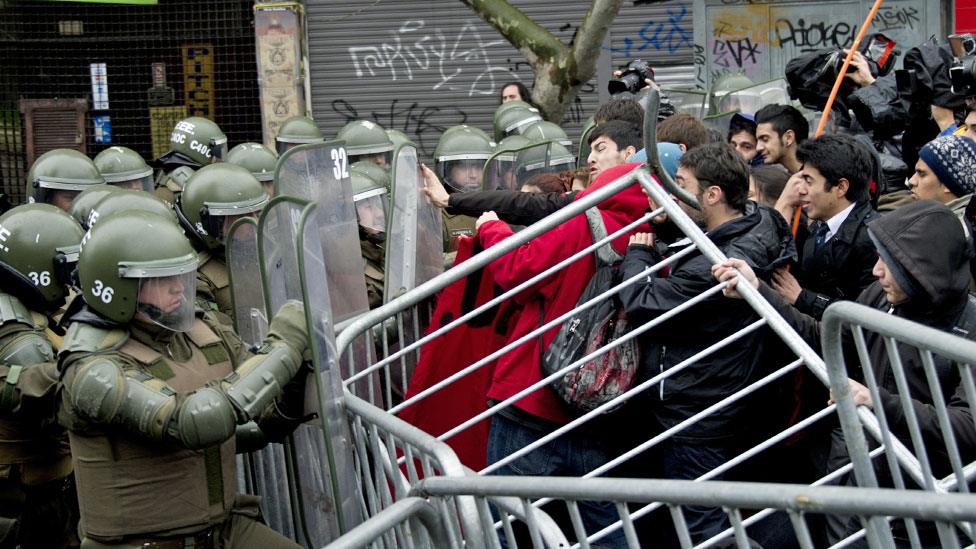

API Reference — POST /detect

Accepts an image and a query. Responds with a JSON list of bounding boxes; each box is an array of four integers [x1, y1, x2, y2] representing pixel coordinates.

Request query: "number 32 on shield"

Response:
[[331, 147, 350, 179]]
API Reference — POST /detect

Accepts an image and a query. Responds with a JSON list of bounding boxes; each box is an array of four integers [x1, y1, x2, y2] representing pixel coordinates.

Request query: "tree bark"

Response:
[[460, 0, 622, 124]]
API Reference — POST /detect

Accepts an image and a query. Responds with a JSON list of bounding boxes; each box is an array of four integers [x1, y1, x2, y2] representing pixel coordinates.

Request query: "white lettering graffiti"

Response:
[[348, 19, 512, 97]]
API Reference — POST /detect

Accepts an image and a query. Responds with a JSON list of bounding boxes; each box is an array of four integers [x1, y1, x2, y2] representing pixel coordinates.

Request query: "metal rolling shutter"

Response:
[[305, 0, 694, 163]]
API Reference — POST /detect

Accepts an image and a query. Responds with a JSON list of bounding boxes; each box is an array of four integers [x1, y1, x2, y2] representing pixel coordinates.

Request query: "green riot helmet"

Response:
[[93, 146, 154, 192], [178, 163, 268, 250], [78, 211, 197, 331], [168, 116, 228, 165], [0, 203, 84, 308], [514, 141, 576, 183], [337, 120, 394, 168], [27, 148, 105, 211], [226, 142, 277, 197], [492, 100, 542, 141], [351, 160, 391, 190], [275, 115, 324, 155], [521, 121, 572, 148], [385, 129, 415, 148], [578, 116, 596, 169], [708, 71, 755, 115], [483, 134, 530, 191], [434, 125, 493, 193], [89, 189, 178, 231], [351, 170, 389, 239], [69, 184, 121, 229]]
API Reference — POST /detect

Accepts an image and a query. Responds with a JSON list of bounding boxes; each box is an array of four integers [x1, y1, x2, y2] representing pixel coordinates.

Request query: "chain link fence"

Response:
[[0, 0, 263, 204]]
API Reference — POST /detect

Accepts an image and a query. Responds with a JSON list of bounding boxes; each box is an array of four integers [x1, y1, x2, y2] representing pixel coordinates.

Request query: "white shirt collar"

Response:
[[823, 202, 857, 242]]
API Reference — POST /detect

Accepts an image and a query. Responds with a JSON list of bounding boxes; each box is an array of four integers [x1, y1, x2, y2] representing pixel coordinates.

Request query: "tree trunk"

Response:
[[460, 0, 622, 124]]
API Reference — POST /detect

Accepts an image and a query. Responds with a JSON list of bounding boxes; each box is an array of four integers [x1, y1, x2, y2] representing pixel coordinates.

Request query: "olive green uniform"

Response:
[[154, 167, 195, 206], [58, 313, 303, 549], [441, 211, 476, 253], [362, 240, 385, 309], [0, 292, 78, 548], [195, 250, 232, 319]]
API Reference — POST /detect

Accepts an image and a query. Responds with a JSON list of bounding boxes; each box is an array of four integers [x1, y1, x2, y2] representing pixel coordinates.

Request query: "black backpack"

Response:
[[541, 207, 640, 413]]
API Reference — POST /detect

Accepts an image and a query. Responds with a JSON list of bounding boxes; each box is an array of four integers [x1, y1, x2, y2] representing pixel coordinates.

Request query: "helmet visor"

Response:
[[354, 191, 388, 234], [210, 140, 228, 163], [108, 174, 154, 193], [349, 151, 392, 169], [440, 159, 485, 193], [34, 187, 81, 212], [201, 212, 261, 245], [483, 156, 517, 191], [135, 272, 196, 332]]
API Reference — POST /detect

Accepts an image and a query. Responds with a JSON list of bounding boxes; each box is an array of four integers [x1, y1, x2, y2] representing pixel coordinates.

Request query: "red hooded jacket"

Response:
[[478, 163, 653, 424]]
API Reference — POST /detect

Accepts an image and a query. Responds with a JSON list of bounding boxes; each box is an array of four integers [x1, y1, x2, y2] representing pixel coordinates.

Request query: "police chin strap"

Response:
[[642, 84, 701, 211]]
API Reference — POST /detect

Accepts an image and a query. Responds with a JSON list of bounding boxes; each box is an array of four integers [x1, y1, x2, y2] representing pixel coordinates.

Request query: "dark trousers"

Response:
[[487, 413, 628, 548]]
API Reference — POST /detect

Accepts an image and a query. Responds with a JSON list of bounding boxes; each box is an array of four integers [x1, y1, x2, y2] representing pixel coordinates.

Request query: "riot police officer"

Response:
[[154, 116, 227, 204], [433, 126, 493, 252], [492, 100, 542, 142], [68, 185, 120, 230], [93, 147, 154, 192], [274, 116, 324, 156], [350, 165, 389, 309], [57, 210, 308, 548], [484, 134, 530, 191], [176, 163, 269, 317], [27, 149, 105, 212], [86, 188, 177, 232], [337, 120, 394, 168], [0, 204, 84, 548], [226, 142, 278, 198]]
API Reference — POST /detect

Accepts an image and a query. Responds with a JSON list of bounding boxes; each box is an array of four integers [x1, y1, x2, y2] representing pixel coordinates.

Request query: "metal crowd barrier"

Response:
[[823, 300, 976, 547], [328, 163, 950, 547], [409, 476, 976, 549]]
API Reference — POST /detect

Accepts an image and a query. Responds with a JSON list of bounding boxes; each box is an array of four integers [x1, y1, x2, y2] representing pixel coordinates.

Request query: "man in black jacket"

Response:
[[769, 134, 879, 320], [715, 199, 976, 545], [619, 143, 795, 542]]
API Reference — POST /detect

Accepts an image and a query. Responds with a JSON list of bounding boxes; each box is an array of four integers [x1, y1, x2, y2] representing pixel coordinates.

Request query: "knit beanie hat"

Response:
[[918, 135, 976, 198]]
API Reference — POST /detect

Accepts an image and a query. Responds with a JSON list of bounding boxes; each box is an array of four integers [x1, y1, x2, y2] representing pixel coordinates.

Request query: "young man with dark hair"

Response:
[[586, 121, 641, 178], [657, 112, 709, 152], [770, 134, 879, 320], [593, 98, 644, 128], [619, 142, 795, 542], [755, 104, 809, 173], [728, 113, 759, 164]]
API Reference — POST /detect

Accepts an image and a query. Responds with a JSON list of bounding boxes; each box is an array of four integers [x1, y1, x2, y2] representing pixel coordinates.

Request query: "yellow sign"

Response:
[[182, 44, 214, 119], [149, 105, 188, 159]]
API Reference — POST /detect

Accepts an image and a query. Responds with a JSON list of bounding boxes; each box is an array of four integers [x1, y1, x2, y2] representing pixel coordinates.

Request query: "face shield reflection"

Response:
[[440, 159, 484, 192], [354, 191, 388, 235], [135, 272, 196, 332], [484, 156, 517, 191]]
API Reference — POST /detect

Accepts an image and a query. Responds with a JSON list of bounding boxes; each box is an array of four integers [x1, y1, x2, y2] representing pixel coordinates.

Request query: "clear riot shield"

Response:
[[512, 140, 576, 190], [482, 147, 520, 191], [662, 87, 708, 118], [226, 217, 268, 347], [252, 196, 308, 541], [296, 202, 365, 540], [715, 78, 791, 116], [275, 141, 380, 407], [274, 140, 370, 324], [387, 144, 443, 302]]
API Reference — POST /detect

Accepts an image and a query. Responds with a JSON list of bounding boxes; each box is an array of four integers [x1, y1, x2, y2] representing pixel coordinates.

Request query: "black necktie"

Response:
[[814, 222, 830, 249]]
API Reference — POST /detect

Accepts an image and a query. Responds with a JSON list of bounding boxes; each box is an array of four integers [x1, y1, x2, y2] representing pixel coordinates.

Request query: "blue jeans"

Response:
[[486, 413, 627, 548], [659, 438, 734, 543]]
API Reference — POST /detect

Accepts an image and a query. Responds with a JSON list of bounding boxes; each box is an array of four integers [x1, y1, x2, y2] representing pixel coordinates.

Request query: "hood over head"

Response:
[[867, 199, 973, 312]]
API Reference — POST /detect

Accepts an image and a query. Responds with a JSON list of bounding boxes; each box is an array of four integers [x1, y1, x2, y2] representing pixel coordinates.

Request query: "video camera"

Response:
[[608, 59, 655, 96], [948, 34, 976, 97]]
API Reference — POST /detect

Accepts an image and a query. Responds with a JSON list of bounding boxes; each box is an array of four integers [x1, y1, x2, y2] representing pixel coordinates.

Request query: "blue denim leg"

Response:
[[659, 439, 733, 543]]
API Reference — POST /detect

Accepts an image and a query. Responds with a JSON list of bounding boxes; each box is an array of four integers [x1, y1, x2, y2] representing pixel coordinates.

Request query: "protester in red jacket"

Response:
[[475, 161, 651, 544]]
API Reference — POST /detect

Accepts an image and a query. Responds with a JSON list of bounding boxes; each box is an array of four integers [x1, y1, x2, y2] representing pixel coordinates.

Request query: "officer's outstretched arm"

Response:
[[62, 302, 309, 449]]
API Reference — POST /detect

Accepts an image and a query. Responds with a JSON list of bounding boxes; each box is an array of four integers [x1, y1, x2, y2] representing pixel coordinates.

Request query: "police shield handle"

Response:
[[420, 164, 450, 209]]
